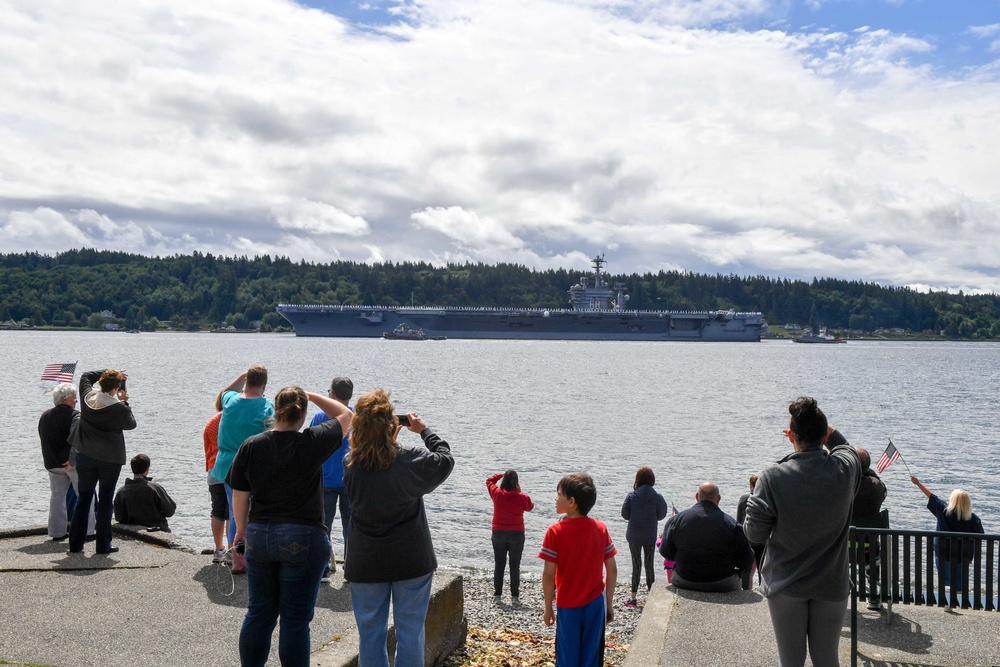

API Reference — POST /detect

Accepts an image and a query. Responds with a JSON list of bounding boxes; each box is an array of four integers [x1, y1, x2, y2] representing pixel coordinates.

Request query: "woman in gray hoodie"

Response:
[[68, 369, 136, 554], [743, 397, 861, 667]]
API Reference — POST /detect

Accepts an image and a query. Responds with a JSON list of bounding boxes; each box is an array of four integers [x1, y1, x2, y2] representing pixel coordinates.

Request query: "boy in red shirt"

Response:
[[539, 473, 618, 667]]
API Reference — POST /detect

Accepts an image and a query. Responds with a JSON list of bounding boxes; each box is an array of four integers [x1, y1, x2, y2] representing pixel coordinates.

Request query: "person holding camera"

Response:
[[343, 389, 454, 667], [67, 369, 136, 555], [228, 386, 352, 667]]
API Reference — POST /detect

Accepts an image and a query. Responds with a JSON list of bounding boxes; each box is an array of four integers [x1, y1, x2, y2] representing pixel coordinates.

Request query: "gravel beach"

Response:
[[444, 571, 645, 666]]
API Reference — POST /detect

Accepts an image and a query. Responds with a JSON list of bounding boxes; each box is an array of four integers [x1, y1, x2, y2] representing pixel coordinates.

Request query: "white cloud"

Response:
[[1, 0, 999, 294], [270, 199, 370, 236], [410, 206, 525, 250], [968, 23, 1000, 39]]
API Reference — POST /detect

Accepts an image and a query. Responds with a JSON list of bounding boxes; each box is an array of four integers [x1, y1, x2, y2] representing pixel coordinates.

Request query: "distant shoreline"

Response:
[[4, 327, 993, 342]]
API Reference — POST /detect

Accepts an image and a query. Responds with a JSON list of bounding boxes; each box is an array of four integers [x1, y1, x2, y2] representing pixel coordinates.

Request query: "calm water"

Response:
[[3, 331, 998, 572]]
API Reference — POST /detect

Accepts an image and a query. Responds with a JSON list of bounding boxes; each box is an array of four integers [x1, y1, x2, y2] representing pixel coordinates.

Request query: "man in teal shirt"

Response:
[[213, 365, 274, 570]]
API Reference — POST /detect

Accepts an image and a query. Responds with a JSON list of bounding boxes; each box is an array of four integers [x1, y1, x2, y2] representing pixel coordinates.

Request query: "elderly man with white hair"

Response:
[[38, 383, 94, 540]]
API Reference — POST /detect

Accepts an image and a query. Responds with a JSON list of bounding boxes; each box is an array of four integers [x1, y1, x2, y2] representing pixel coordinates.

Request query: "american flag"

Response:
[[41, 362, 77, 384], [876, 442, 901, 473]]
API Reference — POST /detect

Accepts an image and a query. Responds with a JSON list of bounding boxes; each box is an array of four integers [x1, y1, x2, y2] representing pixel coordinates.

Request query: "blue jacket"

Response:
[[621, 484, 668, 545], [311, 407, 352, 488]]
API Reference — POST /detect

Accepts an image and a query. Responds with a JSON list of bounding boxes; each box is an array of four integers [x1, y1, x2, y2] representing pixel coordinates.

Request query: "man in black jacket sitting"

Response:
[[114, 454, 177, 532], [660, 482, 754, 592]]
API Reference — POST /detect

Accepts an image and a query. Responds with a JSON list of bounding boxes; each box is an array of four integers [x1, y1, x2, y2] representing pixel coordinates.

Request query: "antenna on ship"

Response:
[[592, 253, 606, 289]]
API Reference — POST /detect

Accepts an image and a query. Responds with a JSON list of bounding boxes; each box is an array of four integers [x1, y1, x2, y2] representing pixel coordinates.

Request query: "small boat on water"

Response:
[[793, 333, 846, 344], [382, 324, 446, 341]]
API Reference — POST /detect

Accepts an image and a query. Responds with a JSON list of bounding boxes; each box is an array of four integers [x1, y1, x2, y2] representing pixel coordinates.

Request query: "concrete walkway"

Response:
[[624, 582, 1000, 667], [6, 523, 998, 667], [0, 526, 463, 667]]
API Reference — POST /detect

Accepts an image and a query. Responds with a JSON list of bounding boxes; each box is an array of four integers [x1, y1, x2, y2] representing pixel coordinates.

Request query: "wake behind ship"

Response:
[[277, 255, 765, 342]]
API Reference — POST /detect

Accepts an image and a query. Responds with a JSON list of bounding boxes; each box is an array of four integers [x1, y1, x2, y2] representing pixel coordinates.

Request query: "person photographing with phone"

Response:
[[67, 368, 136, 555], [343, 390, 454, 667]]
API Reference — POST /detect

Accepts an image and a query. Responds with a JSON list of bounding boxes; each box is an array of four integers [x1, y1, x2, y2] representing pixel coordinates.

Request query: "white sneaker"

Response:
[[212, 549, 226, 563]]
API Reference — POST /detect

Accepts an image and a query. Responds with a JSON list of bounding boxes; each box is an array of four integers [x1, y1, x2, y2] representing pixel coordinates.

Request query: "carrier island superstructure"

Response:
[[276, 255, 765, 341]]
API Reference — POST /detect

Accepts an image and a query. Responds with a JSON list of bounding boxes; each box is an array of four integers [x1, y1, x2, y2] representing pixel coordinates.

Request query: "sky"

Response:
[[2, 0, 999, 294]]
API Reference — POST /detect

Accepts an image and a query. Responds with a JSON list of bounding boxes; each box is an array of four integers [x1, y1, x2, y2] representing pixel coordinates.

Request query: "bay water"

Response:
[[3, 331, 998, 573]]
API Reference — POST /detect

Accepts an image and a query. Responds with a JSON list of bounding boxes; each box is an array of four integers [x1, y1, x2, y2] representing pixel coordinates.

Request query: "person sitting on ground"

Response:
[[113, 454, 177, 532], [660, 482, 753, 592], [911, 476, 984, 592], [620, 466, 668, 608]]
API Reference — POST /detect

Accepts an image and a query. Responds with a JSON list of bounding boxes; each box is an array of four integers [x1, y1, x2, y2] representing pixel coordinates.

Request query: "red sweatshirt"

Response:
[[487, 473, 534, 531]]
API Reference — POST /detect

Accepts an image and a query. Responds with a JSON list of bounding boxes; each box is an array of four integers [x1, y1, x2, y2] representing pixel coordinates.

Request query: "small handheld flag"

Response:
[[876, 439, 909, 474], [41, 362, 77, 384], [876, 442, 900, 473]]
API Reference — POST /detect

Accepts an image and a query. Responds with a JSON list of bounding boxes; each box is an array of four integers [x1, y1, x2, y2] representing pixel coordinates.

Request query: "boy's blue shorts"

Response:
[[556, 592, 606, 667]]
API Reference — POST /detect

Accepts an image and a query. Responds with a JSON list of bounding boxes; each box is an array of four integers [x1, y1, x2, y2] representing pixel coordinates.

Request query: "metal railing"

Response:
[[849, 526, 1000, 666]]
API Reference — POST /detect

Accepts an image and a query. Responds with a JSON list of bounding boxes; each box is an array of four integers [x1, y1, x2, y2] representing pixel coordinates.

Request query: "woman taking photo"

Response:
[[621, 466, 668, 608], [344, 389, 454, 667], [743, 397, 861, 667], [911, 476, 984, 591], [229, 386, 352, 667], [486, 469, 534, 602]]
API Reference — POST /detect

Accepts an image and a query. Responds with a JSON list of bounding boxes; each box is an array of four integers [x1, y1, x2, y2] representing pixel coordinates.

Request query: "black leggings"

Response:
[[491, 530, 525, 597], [628, 541, 656, 594]]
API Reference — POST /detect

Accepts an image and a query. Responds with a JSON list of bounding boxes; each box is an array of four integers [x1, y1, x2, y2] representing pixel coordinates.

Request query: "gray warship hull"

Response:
[[277, 254, 765, 341], [276, 305, 765, 341]]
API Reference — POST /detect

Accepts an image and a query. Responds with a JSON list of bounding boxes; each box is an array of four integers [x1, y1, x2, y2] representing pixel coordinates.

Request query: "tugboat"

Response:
[[793, 331, 846, 344], [382, 324, 446, 341]]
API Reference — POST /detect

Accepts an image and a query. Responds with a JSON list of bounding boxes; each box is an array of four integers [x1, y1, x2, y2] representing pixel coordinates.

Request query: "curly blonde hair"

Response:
[[347, 388, 399, 471]]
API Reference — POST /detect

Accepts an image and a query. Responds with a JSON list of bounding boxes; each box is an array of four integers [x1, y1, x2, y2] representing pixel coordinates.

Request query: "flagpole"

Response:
[[888, 438, 913, 477]]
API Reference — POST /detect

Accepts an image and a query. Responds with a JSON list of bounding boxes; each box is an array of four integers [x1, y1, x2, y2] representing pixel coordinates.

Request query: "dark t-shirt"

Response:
[[227, 419, 343, 529]]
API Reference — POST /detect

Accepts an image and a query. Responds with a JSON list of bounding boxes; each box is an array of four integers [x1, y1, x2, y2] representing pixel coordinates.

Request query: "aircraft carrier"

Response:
[[277, 255, 765, 342]]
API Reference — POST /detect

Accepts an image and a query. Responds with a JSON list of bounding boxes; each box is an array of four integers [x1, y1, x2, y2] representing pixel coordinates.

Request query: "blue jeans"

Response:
[[323, 486, 351, 553], [68, 452, 122, 552], [350, 572, 433, 667], [239, 523, 332, 667], [224, 483, 237, 545]]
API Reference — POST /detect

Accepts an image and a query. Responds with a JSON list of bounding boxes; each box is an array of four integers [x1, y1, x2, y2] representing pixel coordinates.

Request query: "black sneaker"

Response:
[[321, 568, 333, 583]]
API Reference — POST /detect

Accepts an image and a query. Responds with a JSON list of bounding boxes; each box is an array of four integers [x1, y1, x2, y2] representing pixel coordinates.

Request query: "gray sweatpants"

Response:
[[766, 593, 848, 667]]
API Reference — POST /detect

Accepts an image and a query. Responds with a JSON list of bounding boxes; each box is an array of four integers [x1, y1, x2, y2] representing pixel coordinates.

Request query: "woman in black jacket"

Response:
[[343, 389, 454, 667], [68, 369, 136, 554]]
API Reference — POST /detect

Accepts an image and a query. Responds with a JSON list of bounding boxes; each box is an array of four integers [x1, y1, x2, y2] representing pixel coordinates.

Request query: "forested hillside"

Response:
[[2, 249, 999, 338]]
